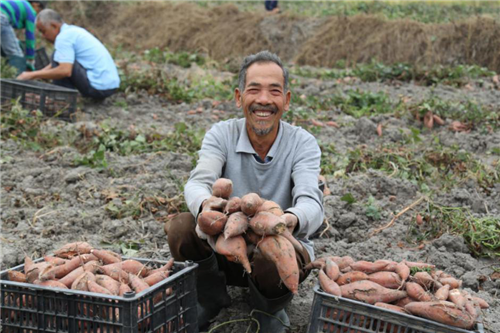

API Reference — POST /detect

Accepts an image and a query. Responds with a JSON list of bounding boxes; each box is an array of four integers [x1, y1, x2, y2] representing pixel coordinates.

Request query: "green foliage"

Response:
[[365, 196, 381, 220], [410, 266, 432, 275], [407, 200, 500, 258], [333, 89, 397, 118], [341, 193, 357, 205], [144, 48, 206, 68], [74, 143, 108, 169], [1, 58, 18, 78]]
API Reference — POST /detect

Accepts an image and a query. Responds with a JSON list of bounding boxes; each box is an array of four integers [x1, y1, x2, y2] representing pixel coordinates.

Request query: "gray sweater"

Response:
[[185, 118, 324, 260]]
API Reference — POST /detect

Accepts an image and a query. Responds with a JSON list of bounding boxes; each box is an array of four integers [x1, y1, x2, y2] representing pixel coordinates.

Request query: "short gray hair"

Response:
[[238, 50, 289, 93], [36, 9, 63, 26]]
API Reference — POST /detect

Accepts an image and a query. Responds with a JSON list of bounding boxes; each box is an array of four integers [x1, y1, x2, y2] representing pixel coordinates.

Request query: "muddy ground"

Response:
[[1, 59, 499, 332]]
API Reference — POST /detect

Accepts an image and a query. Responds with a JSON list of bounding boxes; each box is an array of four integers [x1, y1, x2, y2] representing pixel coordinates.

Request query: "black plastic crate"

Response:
[[0, 258, 199, 333], [307, 285, 484, 333], [0, 79, 78, 121], [35, 47, 50, 70]]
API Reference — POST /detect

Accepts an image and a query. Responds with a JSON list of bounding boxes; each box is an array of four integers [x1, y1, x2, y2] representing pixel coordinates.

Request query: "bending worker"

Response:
[[165, 51, 324, 332], [0, 0, 45, 73], [17, 9, 119, 100]]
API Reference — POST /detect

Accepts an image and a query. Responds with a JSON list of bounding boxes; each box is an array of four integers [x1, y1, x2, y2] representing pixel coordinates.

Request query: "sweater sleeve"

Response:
[[184, 124, 227, 217], [284, 132, 324, 239], [23, 5, 36, 60]]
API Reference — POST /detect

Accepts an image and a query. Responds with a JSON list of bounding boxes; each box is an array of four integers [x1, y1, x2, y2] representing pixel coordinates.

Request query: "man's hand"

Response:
[[17, 71, 34, 80], [201, 196, 227, 212], [282, 213, 298, 233]]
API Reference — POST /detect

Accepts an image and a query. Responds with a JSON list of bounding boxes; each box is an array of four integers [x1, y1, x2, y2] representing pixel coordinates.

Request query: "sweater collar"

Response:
[[236, 119, 283, 159]]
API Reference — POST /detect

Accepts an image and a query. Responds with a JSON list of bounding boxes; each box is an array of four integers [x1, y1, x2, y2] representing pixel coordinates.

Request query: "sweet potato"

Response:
[[367, 271, 402, 289], [244, 229, 263, 245], [223, 211, 249, 239], [405, 282, 433, 302], [35, 280, 69, 289], [88, 280, 113, 295], [96, 274, 121, 295], [144, 271, 170, 286], [197, 210, 228, 236], [212, 178, 233, 199], [319, 270, 341, 296], [119, 282, 133, 296], [280, 229, 303, 253], [249, 211, 286, 236], [240, 193, 263, 216], [43, 256, 68, 266], [224, 196, 242, 214], [405, 302, 474, 329], [24, 256, 39, 283], [71, 272, 96, 291], [258, 235, 299, 294], [434, 284, 450, 301], [464, 301, 478, 320], [412, 271, 434, 289], [374, 260, 398, 272], [324, 258, 340, 281], [7, 270, 27, 283], [202, 196, 228, 212], [340, 280, 407, 304], [91, 249, 122, 264], [470, 296, 489, 309], [256, 200, 284, 216], [215, 234, 252, 273], [448, 289, 466, 309], [53, 241, 93, 258], [104, 259, 149, 277], [403, 261, 435, 269], [439, 277, 462, 289], [395, 296, 416, 307], [147, 258, 175, 276], [128, 273, 149, 293], [40, 255, 87, 281], [336, 271, 368, 286], [349, 260, 388, 273], [395, 261, 410, 283], [374, 302, 408, 314], [338, 256, 355, 271]]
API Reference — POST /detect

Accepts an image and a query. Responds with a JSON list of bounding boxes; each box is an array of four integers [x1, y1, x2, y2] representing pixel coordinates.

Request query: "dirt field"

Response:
[[1, 1, 500, 333]]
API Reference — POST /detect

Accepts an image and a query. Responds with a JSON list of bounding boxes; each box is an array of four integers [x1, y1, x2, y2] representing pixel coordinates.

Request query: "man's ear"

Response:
[[235, 88, 242, 108], [284, 90, 291, 111]]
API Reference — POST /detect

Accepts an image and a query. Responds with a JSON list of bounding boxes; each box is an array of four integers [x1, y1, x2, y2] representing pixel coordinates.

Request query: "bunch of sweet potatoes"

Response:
[[197, 178, 300, 293], [308, 256, 489, 330]]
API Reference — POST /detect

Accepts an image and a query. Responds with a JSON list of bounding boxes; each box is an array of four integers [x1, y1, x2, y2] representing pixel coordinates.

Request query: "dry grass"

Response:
[[51, 1, 500, 72]]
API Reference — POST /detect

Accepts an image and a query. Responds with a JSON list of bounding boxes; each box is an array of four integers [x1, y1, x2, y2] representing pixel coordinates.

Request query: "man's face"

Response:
[[235, 62, 290, 138], [36, 21, 59, 43]]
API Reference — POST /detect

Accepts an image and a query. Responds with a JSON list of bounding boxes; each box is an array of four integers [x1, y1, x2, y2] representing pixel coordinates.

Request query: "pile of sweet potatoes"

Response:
[[309, 256, 489, 330], [196, 178, 301, 293]]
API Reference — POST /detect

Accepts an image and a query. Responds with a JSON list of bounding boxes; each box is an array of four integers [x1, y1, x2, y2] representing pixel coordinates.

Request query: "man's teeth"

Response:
[[255, 112, 271, 117]]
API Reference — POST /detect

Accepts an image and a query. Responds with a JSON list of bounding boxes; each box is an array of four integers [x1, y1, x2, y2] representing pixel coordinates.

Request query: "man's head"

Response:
[[235, 51, 291, 138], [35, 9, 63, 43], [29, 1, 46, 14]]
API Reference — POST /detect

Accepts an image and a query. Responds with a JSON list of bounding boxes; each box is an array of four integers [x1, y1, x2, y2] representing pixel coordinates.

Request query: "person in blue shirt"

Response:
[[17, 8, 120, 100]]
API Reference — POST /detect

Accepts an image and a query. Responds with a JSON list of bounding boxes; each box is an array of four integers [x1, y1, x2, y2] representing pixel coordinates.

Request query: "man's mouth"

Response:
[[249, 104, 277, 118]]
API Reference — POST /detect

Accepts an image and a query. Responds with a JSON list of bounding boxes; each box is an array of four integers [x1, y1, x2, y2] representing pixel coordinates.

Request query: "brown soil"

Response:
[[51, 1, 500, 72]]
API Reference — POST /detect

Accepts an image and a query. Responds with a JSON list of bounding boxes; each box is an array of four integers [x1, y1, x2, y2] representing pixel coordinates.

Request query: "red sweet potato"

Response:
[[258, 235, 299, 294], [403, 261, 435, 269], [198, 210, 228, 236], [448, 289, 466, 308], [439, 277, 462, 289], [88, 280, 113, 295], [349, 260, 388, 273], [35, 280, 69, 289], [249, 211, 286, 236], [405, 302, 474, 329], [240, 193, 263, 216], [7, 270, 27, 283], [256, 200, 284, 216], [374, 302, 408, 314], [412, 271, 435, 289], [395, 261, 410, 283], [147, 258, 175, 276], [215, 234, 251, 273], [405, 282, 433, 302], [212, 178, 233, 199], [324, 258, 340, 281], [224, 196, 242, 214], [223, 211, 249, 239], [95, 274, 121, 295], [336, 271, 368, 286], [319, 270, 341, 296], [367, 271, 402, 289], [144, 271, 170, 286], [434, 284, 450, 301], [91, 249, 122, 264], [128, 273, 149, 293], [340, 280, 407, 304], [53, 241, 93, 258]]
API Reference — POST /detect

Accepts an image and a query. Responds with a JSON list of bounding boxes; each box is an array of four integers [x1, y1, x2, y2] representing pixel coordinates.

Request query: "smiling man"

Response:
[[165, 51, 324, 333]]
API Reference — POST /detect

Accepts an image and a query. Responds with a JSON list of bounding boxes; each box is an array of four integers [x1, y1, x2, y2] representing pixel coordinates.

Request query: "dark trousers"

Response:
[[265, 0, 278, 11], [167, 212, 311, 299], [51, 54, 116, 99]]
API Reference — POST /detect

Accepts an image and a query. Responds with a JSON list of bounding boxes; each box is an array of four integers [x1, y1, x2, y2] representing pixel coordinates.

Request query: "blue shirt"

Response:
[[54, 24, 120, 90]]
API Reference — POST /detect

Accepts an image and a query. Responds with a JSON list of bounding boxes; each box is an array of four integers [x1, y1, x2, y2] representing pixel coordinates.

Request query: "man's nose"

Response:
[[255, 90, 271, 105]]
